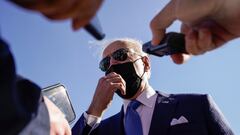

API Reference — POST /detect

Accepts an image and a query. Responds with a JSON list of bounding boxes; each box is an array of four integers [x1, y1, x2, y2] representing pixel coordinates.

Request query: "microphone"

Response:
[[84, 15, 105, 40], [142, 32, 187, 57]]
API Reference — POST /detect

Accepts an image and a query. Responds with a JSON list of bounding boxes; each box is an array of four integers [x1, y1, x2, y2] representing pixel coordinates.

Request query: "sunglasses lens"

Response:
[[99, 56, 110, 71], [99, 49, 129, 72], [112, 49, 128, 61]]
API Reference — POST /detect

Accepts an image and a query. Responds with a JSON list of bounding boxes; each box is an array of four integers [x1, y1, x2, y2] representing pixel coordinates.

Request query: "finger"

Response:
[[100, 74, 124, 87], [170, 53, 191, 64], [170, 54, 184, 64], [105, 72, 123, 79], [50, 128, 54, 135], [72, 15, 92, 30], [180, 23, 191, 34], [105, 75, 126, 95], [106, 72, 120, 78], [111, 83, 126, 95], [64, 120, 71, 135], [207, 21, 236, 48], [150, 0, 177, 45], [71, 0, 104, 30], [191, 21, 231, 54], [171, 54, 183, 64], [169, 23, 192, 64], [106, 77, 125, 85], [197, 28, 212, 53], [59, 128, 65, 135], [185, 30, 200, 55]]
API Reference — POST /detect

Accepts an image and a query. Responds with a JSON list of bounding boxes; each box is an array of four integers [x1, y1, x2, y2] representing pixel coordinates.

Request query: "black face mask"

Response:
[[105, 62, 143, 99]]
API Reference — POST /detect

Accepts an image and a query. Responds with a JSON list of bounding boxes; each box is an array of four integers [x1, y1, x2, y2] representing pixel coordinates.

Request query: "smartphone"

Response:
[[84, 15, 105, 40], [142, 32, 187, 57], [42, 84, 76, 124]]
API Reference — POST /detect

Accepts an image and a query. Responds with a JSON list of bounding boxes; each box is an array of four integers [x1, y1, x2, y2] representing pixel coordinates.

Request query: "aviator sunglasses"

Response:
[[99, 48, 142, 72]]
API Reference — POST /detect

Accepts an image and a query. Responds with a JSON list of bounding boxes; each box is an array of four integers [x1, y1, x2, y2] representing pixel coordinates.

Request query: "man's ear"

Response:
[[142, 56, 150, 72]]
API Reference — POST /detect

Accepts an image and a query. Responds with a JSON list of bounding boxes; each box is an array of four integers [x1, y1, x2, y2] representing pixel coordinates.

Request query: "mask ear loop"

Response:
[[140, 69, 146, 79], [139, 57, 146, 79], [140, 55, 151, 79], [133, 56, 146, 78]]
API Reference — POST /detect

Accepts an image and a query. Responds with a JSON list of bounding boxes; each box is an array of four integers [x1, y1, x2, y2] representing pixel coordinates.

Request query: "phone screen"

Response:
[[42, 84, 76, 124]]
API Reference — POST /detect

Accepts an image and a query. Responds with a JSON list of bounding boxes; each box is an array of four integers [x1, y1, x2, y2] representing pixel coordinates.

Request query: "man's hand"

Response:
[[150, 0, 240, 64], [87, 72, 126, 117], [11, 0, 104, 30], [44, 97, 71, 135]]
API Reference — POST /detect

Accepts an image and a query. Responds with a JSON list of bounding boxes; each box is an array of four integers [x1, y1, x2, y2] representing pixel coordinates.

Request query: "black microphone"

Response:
[[84, 15, 105, 40], [142, 32, 187, 57]]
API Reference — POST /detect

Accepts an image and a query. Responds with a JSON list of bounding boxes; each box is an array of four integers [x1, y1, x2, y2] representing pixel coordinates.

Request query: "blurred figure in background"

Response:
[[1, 0, 104, 134]]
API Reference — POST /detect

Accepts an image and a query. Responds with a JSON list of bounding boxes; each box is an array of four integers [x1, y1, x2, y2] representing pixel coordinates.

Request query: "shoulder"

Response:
[[97, 110, 123, 134], [158, 90, 209, 100], [156, 91, 213, 107], [102, 110, 122, 124], [17, 76, 42, 112], [171, 93, 209, 101], [101, 106, 123, 126]]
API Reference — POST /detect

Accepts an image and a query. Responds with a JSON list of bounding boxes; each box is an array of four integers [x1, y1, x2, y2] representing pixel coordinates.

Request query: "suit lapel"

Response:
[[148, 91, 178, 135], [114, 106, 125, 135]]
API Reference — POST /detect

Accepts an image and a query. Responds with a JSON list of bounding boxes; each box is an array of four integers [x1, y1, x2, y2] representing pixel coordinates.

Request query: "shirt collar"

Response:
[[123, 86, 156, 113]]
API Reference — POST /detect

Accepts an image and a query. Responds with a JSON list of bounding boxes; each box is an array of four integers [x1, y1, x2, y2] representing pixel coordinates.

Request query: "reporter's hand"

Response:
[[44, 97, 71, 135], [150, 0, 240, 64], [11, 0, 104, 30], [87, 72, 126, 117]]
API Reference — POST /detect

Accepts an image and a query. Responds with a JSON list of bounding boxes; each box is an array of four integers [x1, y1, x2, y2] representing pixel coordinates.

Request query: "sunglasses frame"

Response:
[[99, 48, 143, 72]]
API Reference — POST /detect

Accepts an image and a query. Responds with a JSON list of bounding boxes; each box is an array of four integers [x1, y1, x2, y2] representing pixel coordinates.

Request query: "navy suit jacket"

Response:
[[72, 91, 234, 135]]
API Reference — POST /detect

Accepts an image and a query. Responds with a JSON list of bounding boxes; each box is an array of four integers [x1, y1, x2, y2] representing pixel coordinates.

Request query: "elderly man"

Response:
[[72, 38, 233, 135]]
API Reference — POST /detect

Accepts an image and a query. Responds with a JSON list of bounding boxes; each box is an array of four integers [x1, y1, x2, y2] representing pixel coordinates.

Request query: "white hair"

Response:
[[88, 38, 148, 61]]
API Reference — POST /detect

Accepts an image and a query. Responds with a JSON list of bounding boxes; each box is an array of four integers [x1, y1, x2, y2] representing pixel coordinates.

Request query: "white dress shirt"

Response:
[[84, 86, 158, 135]]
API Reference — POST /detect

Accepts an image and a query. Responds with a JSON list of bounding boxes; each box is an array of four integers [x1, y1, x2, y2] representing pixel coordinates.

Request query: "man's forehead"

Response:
[[102, 40, 139, 57]]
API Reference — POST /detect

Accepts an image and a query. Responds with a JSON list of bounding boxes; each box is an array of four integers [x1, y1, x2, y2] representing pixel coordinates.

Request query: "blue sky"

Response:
[[1, 0, 240, 133]]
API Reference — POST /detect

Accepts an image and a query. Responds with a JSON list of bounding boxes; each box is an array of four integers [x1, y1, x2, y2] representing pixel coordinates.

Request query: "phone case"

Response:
[[42, 83, 76, 124]]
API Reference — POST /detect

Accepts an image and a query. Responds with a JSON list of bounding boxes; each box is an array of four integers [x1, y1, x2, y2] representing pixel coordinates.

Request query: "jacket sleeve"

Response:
[[0, 38, 30, 134], [72, 114, 96, 135], [0, 38, 48, 134], [0, 38, 20, 120], [202, 94, 234, 135]]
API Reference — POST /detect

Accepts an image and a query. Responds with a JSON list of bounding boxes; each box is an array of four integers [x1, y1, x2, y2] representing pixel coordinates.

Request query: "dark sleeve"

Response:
[[72, 114, 96, 135], [0, 38, 28, 134], [0, 38, 19, 119], [202, 94, 234, 135], [0, 38, 46, 134]]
